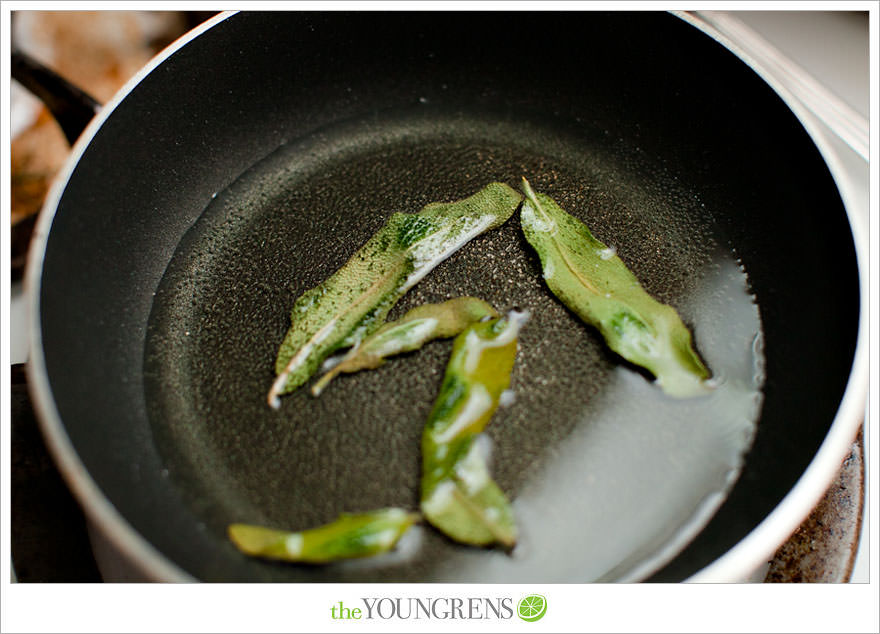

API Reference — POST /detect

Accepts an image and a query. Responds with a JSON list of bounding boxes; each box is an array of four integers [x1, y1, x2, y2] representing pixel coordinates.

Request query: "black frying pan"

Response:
[[25, 11, 864, 582]]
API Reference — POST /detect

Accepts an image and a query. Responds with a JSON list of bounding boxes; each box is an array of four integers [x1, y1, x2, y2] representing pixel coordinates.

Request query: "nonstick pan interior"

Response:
[[144, 109, 764, 582], [34, 12, 859, 581]]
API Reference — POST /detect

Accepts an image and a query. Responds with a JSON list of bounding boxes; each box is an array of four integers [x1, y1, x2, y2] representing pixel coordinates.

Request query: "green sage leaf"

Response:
[[311, 296, 499, 396], [268, 182, 522, 407], [519, 178, 710, 397], [420, 310, 529, 548], [228, 508, 419, 563]]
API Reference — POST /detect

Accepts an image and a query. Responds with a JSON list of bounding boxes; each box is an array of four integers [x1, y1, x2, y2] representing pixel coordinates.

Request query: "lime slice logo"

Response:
[[517, 594, 547, 622]]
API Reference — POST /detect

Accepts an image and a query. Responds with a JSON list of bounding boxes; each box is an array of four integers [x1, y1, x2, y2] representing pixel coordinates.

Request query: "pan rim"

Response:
[[678, 10, 870, 581], [24, 9, 869, 583], [23, 9, 239, 583]]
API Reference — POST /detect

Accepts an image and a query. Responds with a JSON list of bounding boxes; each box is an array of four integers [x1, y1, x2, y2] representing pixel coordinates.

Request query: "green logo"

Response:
[[517, 595, 547, 622]]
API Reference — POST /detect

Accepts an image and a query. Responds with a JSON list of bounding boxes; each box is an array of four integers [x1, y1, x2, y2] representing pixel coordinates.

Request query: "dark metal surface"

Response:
[[34, 12, 859, 581]]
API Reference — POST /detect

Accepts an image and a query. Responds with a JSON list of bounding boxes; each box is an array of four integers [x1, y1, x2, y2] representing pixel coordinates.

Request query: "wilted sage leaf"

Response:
[[420, 310, 529, 548], [519, 178, 710, 397], [228, 508, 419, 563], [268, 183, 522, 407]]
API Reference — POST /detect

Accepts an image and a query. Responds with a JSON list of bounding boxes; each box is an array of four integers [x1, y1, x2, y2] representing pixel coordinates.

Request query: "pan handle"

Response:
[[11, 49, 102, 145]]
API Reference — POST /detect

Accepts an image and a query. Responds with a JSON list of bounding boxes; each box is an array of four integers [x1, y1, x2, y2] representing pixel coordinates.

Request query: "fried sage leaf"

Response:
[[420, 310, 528, 548], [519, 178, 710, 397], [311, 296, 499, 396], [268, 183, 522, 408], [228, 508, 419, 563]]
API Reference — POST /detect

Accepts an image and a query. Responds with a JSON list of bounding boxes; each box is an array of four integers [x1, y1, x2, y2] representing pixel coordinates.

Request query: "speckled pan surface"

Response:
[[29, 12, 862, 582], [144, 111, 764, 581]]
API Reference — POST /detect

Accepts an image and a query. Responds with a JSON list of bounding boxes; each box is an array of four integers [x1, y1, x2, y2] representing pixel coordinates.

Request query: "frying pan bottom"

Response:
[[143, 108, 764, 581]]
